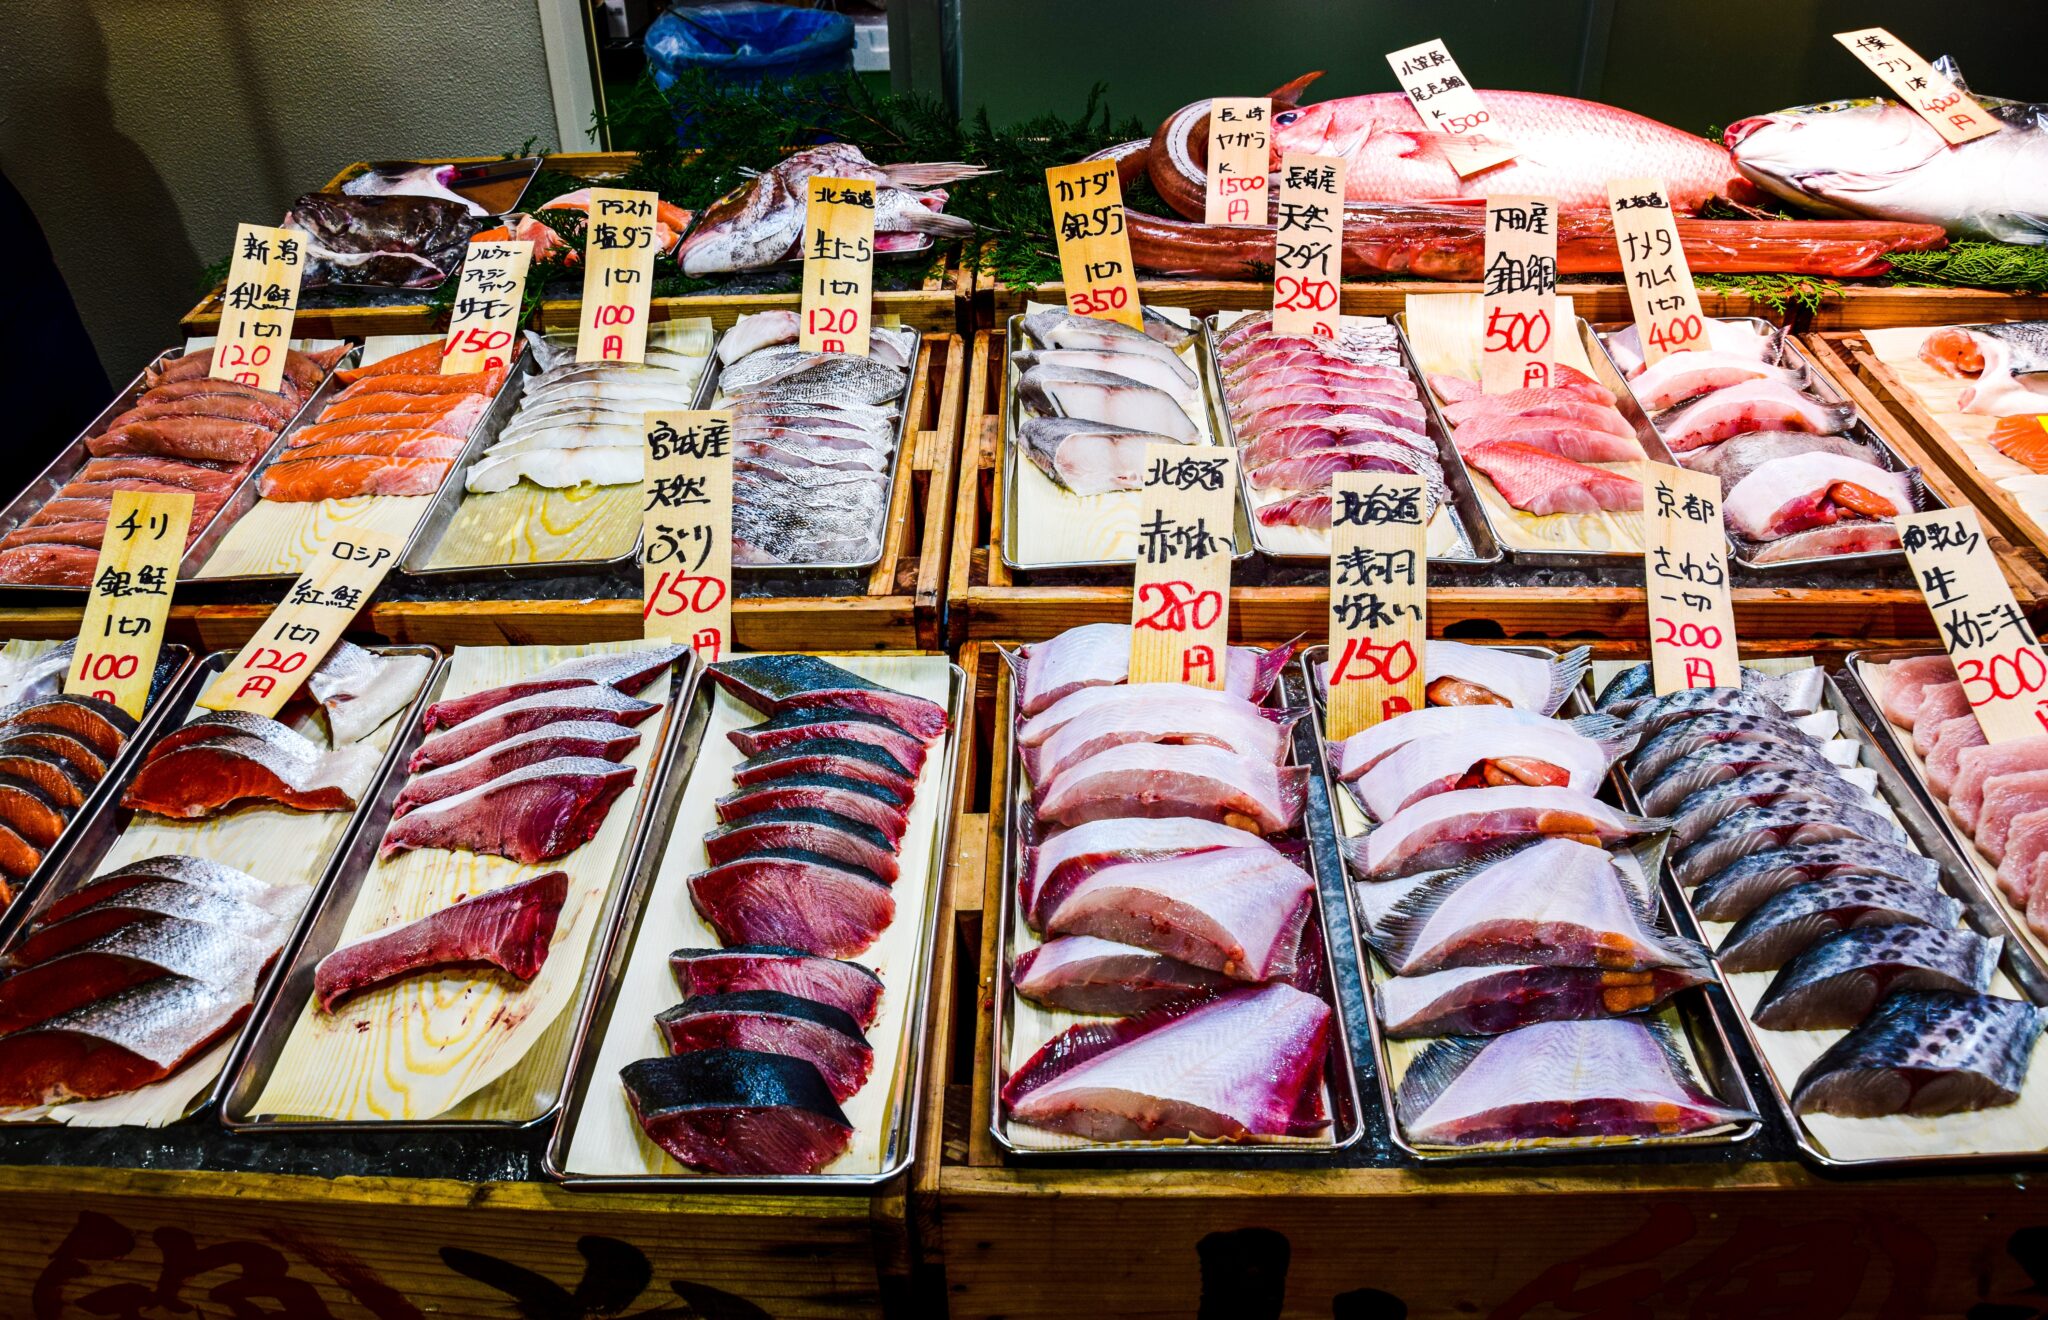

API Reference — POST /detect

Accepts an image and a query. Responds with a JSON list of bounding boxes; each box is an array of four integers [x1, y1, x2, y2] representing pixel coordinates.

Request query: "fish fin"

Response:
[[1542, 646, 1592, 717], [1259, 706, 1312, 738], [1277, 766, 1310, 826], [1250, 637, 1303, 700], [1566, 712, 1641, 761], [1612, 836, 1670, 922], [1593, 662, 1651, 711], [1266, 72, 1325, 110], [887, 208, 977, 238], [878, 162, 996, 189], [1360, 846, 1524, 969], [1975, 936, 2005, 993], [1641, 1017, 1710, 1088], [996, 645, 1026, 685], [1018, 744, 1042, 782], [1393, 1034, 1490, 1131]]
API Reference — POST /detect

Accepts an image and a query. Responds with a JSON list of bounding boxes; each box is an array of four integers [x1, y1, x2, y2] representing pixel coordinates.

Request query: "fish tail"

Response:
[[880, 161, 995, 188]]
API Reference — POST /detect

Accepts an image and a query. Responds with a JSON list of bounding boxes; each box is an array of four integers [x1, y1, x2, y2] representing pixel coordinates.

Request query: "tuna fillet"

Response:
[[726, 706, 928, 774], [392, 720, 642, 816], [703, 807, 900, 883], [669, 945, 883, 1029], [313, 870, 567, 1011], [709, 654, 948, 742], [688, 849, 896, 959], [379, 757, 636, 863], [655, 989, 873, 1102], [621, 1048, 853, 1175], [407, 686, 660, 772], [713, 775, 908, 846], [417, 644, 685, 731]]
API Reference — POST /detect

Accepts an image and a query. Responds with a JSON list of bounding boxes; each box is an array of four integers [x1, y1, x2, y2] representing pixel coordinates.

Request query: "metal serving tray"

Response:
[[222, 647, 702, 1133], [1592, 317, 1946, 573], [989, 653, 1365, 1159], [1299, 643, 1760, 1163], [1204, 311, 1502, 569], [545, 659, 965, 1191], [1000, 312, 1256, 576], [0, 644, 438, 1126], [0, 348, 343, 597], [1616, 659, 2048, 1170]]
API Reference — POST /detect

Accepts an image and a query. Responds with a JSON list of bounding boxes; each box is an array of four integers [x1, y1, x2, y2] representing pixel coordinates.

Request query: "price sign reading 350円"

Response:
[[643, 410, 734, 664], [1046, 159, 1143, 330], [1130, 445, 1236, 688]]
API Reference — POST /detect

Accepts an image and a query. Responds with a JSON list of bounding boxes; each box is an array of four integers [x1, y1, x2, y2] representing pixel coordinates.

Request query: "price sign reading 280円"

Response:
[[1129, 445, 1236, 688], [643, 410, 734, 664]]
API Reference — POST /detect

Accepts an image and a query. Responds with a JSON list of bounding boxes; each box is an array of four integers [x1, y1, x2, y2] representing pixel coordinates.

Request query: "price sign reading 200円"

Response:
[[1129, 444, 1236, 688], [643, 410, 734, 665], [1644, 464, 1738, 697]]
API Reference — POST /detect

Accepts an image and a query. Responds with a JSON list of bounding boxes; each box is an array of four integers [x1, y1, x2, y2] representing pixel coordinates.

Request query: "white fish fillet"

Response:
[[466, 445, 642, 493], [1723, 452, 1914, 541]]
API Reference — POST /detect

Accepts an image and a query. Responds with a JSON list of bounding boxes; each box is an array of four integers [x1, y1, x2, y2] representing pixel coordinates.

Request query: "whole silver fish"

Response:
[[1792, 989, 2044, 1116], [1755, 926, 2000, 1031]]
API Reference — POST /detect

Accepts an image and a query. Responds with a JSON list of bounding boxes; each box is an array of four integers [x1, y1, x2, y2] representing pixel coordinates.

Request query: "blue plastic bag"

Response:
[[645, 3, 854, 91]]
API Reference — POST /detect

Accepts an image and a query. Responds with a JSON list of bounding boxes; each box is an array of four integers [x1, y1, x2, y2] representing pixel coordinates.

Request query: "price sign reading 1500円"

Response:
[[1326, 472, 1428, 741], [1272, 154, 1345, 339], [441, 238, 532, 375], [199, 528, 405, 717], [65, 491, 193, 720], [799, 176, 875, 357], [1046, 159, 1143, 331], [211, 223, 304, 395], [1644, 464, 1738, 697], [1204, 97, 1270, 226], [1480, 194, 1558, 395], [1898, 507, 2048, 744], [1386, 38, 1516, 178], [643, 410, 734, 665], [1606, 178, 1705, 365], [1130, 444, 1236, 688], [575, 188, 660, 364]]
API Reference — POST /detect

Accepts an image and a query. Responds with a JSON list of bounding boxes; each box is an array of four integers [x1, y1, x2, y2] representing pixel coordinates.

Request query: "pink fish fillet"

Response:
[[1020, 816, 1273, 929], [311, 870, 567, 1012], [1013, 624, 1291, 715], [1449, 415, 1644, 463], [1441, 392, 1630, 431], [1997, 808, 2048, 904], [1976, 771, 2048, 864], [1040, 846, 1314, 980], [1021, 686, 1296, 789], [1462, 441, 1642, 515], [1430, 365, 1613, 408], [1878, 654, 1959, 730], [1953, 738, 2048, 833], [1927, 716, 1988, 800], [1912, 683, 1969, 757], [1034, 743, 1308, 835]]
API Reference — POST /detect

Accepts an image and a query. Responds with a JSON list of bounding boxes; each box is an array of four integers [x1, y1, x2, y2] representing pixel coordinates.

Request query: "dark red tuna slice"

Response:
[[0, 741, 92, 810], [714, 774, 908, 845], [417, 644, 686, 731], [0, 696, 135, 759], [0, 917, 275, 1033], [407, 687, 660, 772], [726, 707, 928, 774], [12, 881, 292, 969], [0, 775, 69, 848], [703, 807, 899, 883], [669, 945, 884, 1029], [689, 849, 896, 960], [710, 654, 948, 742], [731, 737, 916, 800], [379, 757, 636, 864], [392, 720, 643, 817], [41, 856, 273, 925], [313, 870, 568, 1011], [0, 728, 106, 783], [0, 976, 250, 1107], [655, 989, 873, 1102], [621, 1048, 853, 1175]]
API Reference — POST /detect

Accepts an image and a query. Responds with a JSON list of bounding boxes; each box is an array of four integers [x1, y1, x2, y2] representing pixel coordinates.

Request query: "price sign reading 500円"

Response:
[[799, 176, 876, 357], [575, 188, 660, 364], [1898, 507, 2048, 743], [1480, 195, 1558, 395], [1046, 159, 1144, 330], [1326, 472, 1428, 741], [1129, 444, 1236, 688], [65, 491, 193, 719], [643, 410, 734, 665], [1644, 465, 1738, 696], [1272, 154, 1345, 339], [211, 224, 304, 395]]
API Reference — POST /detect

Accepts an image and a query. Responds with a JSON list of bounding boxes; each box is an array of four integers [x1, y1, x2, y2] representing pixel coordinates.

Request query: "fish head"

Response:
[[1724, 99, 1945, 214]]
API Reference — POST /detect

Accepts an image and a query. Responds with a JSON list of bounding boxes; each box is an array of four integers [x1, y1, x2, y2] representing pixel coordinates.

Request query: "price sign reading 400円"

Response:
[[1204, 97, 1271, 226], [1644, 465, 1739, 696], [799, 176, 876, 357], [441, 238, 532, 375], [1272, 154, 1346, 339], [1046, 159, 1144, 330], [65, 491, 193, 719], [1130, 444, 1236, 688], [1481, 195, 1558, 395], [1835, 28, 2000, 146], [1606, 178, 1707, 365], [575, 188, 660, 364], [1386, 38, 1517, 178], [211, 223, 304, 395], [1898, 507, 2048, 743], [199, 528, 406, 716], [643, 410, 734, 665], [1326, 472, 1428, 741]]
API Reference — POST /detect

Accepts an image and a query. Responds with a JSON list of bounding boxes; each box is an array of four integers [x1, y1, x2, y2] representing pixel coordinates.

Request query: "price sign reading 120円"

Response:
[[1045, 159, 1144, 330], [1326, 472, 1428, 741], [575, 188, 660, 364], [798, 176, 876, 357], [1898, 507, 2048, 743], [1129, 444, 1236, 688], [65, 491, 193, 719], [642, 410, 734, 665], [210, 223, 304, 395]]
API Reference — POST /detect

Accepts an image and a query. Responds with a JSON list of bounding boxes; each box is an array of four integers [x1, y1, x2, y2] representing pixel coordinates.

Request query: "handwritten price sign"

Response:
[[1385, 38, 1516, 178], [1326, 472, 1428, 740], [1272, 154, 1345, 339], [211, 223, 304, 395], [1046, 159, 1144, 331], [799, 177, 876, 357], [643, 410, 733, 664], [65, 492, 193, 719], [1607, 178, 1706, 365], [1129, 444, 1235, 687], [1205, 97, 1271, 226], [575, 188, 660, 364], [1481, 194, 1558, 395], [442, 238, 531, 374], [1899, 507, 2048, 743], [1644, 465, 1738, 696], [1835, 28, 2000, 146], [199, 528, 404, 716]]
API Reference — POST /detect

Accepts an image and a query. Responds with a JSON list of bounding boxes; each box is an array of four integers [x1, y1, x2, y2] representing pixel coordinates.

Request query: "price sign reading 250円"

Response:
[[1129, 444, 1236, 688], [1046, 159, 1144, 330], [1899, 507, 2048, 743], [1272, 154, 1345, 339], [643, 410, 734, 664], [575, 188, 660, 364]]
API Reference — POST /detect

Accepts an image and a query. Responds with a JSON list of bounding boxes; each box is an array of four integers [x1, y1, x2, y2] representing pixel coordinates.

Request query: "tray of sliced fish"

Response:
[[0, 343, 350, 594], [546, 652, 960, 1188], [401, 323, 717, 582], [1204, 309, 1501, 568], [222, 640, 697, 1133], [0, 641, 437, 1128], [1596, 658, 2048, 1169], [1305, 641, 1762, 1162], [1594, 316, 1947, 572], [987, 623, 1364, 1158], [1001, 308, 1255, 575]]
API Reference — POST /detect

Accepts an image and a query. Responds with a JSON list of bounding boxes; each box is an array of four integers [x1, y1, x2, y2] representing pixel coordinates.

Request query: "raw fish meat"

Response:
[[621, 1049, 853, 1174], [464, 446, 639, 493], [713, 775, 907, 846], [122, 715, 376, 818], [394, 721, 641, 816], [1018, 416, 1185, 496], [727, 707, 927, 775], [731, 738, 916, 799], [1378, 963, 1712, 1038], [378, 757, 635, 863], [0, 744, 90, 810], [1615, 684, 1808, 739], [1011, 623, 1290, 715], [1607, 320, 1784, 377], [0, 917, 275, 1033], [670, 945, 883, 1029], [0, 976, 252, 1107], [704, 807, 900, 883], [1022, 309, 1194, 371], [711, 654, 946, 743], [307, 642, 433, 745], [1447, 415, 1643, 463], [1021, 817, 1272, 929], [1347, 716, 1629, 820], [1018, 366, 1198, 442], [1792, 990, 2044, 1117], [1040, 846, 1313, 980], [1628, 350, 1805, 410], [42, 856, 273, 925], [0, 694, 135, 757], [283, 192, 484, 288], [1680, 431, 1871, 489], [258, 454, 452, 500], [1638, 741, 1841, 816], [1629, 711, 1823, 788], [1754, 926, 2001, 1031], [1672, 799, 1906, 886], [1011, 935, 1233, 1016], [1722, 452, 1912, 541], [1716, 875, 1962, 973], [10, 881, 291, 968], [0, 775, 67, 847], [1348, 787, 1663, 879], [1023, 687, 1296, 790], [655, 990, 872, 1102], [88, 418, 277, 465], [1033, 743, 1307, 835], [690, 849, 896, 959], [419, 644, 684, 731], [1952, 738, 2048, 833], [313, 870, 565, 1011], [1331, 705, 1612, 782], [1654, 379, 1855, 452], [1013, 348, 1196, 395], [1425, 640, 1587, 714], [1692, 839, 1942, 923], [408, 686, 660, 772], [1461, 441, 1643, 516]]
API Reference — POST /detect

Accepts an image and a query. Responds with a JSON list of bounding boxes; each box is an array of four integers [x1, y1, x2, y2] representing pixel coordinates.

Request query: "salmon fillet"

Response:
[[87, 418, 276, 464], [257, 455, 452, 501]]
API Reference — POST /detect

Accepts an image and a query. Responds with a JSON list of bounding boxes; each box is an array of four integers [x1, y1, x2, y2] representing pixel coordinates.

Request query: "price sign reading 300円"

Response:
[[1046, 159, 1143, 330], [1899, 507, 2048, 743], [1130, 445, 1236, 688], [65, 491, 193, 719], [1326, 472, 1428, 741], [643, 410, 734, 665], [575, 188, 660, 364]]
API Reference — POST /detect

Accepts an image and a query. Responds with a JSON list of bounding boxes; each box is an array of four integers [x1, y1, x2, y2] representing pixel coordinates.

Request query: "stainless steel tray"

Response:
[[1000, 312, 1256, 576], [1619, 659, 2048, 1169], [0, 643, 438, 1126], [545, 658, 965, 1191], [1205, 311, 1503, 569], [0, 348, 342, 597], [989, 653, 1365, 1159], [221, 646, 702, 1133], [1592, 317, 1945, 573], [1299, 643, 1761, 1163]]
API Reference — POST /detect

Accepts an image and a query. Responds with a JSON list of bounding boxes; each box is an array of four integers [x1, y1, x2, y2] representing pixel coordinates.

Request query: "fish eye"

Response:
[[1274, 110, 1302, 127]]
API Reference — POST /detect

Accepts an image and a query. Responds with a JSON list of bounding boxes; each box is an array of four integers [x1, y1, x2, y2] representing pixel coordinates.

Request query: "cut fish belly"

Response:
[[1679, 431, 1872, 490], [394, 720, 641, 816], [1690, 839, 1942, 922], [1033, 743, 1307, 835], [1876, 654, 1959, 728], [1448, 419, 1644, 464], [1022, 687, 1296, 790], [408, 686, 661, 772], [1654, 380, 1855, 452], [0, 976, 252, 1107], [1722, 452, 1912, 541], [1792, 990, 2044, 1118], [689, 848, 896, 959], [713, 774, 907, 845], [1953, 738, 2048, 833], [1001, 982, 1331, 1142], [1638, 742, 1840, 817], [1012, 624, 1291, 716], [1017, 366, 1198, 442], [703, 806, 899, 883], [122, 723, 376, 819], [1630, 713, 1833, 789], [1754, 926, 2001, 1031], [1011, 935, 1234, 1016], [709, 654, 947, 742], [42, 856, 273, 925], [0, 917, 275, 1033], [10, 880, 293, 968], [1627, 351, 1806, 410], [656, 989, 873, 1102], [726, 707, 927, 775], [1238, 419, 1434, 474], [622, 1048, 853, 1175], [379, 757, 636, 863], [1462, 441, 1643, 516], [1331, 704, 1585, 781], [312, 870, 568, 1011], [1673, 799, 1905, 885], [332, 368, 501, 401], [76, 456, 241, 492], [1716, 875, 1963, 973], [289, 397, 483, 446], [1349, 787, 1664, 880], [1040, 845, 1313, 980], [1378, 963, 1712, 1038], [0, 521, 109, 552], [306, 642, 432, 746], [0, 774, 68, 847], [670, 945, 883, 1030], [1349, 717, 1627, 820], [1245, 444, 1447, 500], [1973, 770, 2048, 863], [1021, 817, 1274, 931], [419, 645, 684, 731], [1424, 639, 1587, 715], [0, 695, 135, 758], [258, 454, 452, 500], [0, 742, 92, 810]]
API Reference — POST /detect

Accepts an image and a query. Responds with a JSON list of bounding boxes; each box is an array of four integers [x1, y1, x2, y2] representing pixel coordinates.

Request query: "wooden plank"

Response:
[[914, 335, 967, 649], [1805, 285, 2048, 331]]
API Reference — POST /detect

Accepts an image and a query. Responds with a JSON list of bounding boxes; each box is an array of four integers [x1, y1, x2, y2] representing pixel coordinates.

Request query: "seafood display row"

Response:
[[1014, 307, 1202, 497], [1426, 359, 1644, 518]]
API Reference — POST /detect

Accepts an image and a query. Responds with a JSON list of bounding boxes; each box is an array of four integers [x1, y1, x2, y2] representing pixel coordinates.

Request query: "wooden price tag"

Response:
[[198, 527, 405, 716], [1129, 444, 1235, 688], [1045, 159, 1143, 330], [64, 491, 193, 719], [642, 409, 734, 665], [798, 176, 876, 357], [210, 223, 304, 395], [441, 238, 532, 374], [1899, 507, 2048, 743], [575, 188, 661, 364], [1326, 472, 1428, 740], [1385, 38, 1516, 178], [1272, 153, 1346, 339], [1835, 28, 2000, 146], [1644, 464, 1738, 696], [1204, 97, 1271, 226], [1606, 178, 1707, 365], [1480, 195, 1559, 394]]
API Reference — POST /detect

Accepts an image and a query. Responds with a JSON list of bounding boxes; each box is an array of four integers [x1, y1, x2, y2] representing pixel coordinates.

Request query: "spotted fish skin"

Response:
[[1754, 926, 2002, 1031], [1629, 713, 1822, 788], [1619, 686, 1795, 739], [1673, 799, 1907, 887], [1596, 663, 1824, 718], [1640, 739, 1840, 815], [1792, 990, 2045, 1117], [1667, 768, 1871, 849], [1715, 874, 1962, 973], [1691, 838, 1942, 921]]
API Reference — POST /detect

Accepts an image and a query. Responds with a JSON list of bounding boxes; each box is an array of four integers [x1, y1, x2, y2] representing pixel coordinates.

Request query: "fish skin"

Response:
[[727, 707, 927, 774], [1377, 962, 1714, 1038], [312, 870, 568, 1011], [1723, 452, 1914, 542], [1629, 711, 1823, 787], [1754, 925, 2001, 1032], [1618, 685, 1798, 738], [1716, 873, 1962, 973], [1791, 989, 2045, 1117], [710, 654, 947, 741], [0, 975, 251, 1107], [122, 729, 375, 818], [1021, 310, 1195, 376], [1018, 416, 1184, 495], [418, 645, 683, 732], [670, 944, 883, 1030], [42, 856, 272, 924], [283, 192, 483, 288], [1011, 935, 1235, 1016], [1655, 380, 1857, 452], [307, 644, 432, 746], [1668, 767, 1871, 849], [1673, 798, 1908, 887], [1599, 662, 1829, 720], [1018, 366, 1199, 443], [1679, 431, 1874, 491], [408, 686, 660, 772], [393, 720, 642, 817], [730, 737, 917, 799], [0, 916, 275, 1034], [1349, 786, 1665, 880], [10, 879, 293, 969], [621, 1048, 852, 1175], [703, 806, 899, 884], [655, 989, 873, 1103], [1012, 349, 1196, 396], [377, 757, 636, 864], [341, 163, 489, 217], [725, 352, 908, 409], [1691, 837, 1944, 921]]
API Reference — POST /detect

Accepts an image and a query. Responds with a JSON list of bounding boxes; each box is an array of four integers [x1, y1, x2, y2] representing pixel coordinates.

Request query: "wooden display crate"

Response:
[[181, 152, 968, 339], [947, 329, 2041, 647], [914, 641, 2048, 1320], [0, 333, 965, 654]]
